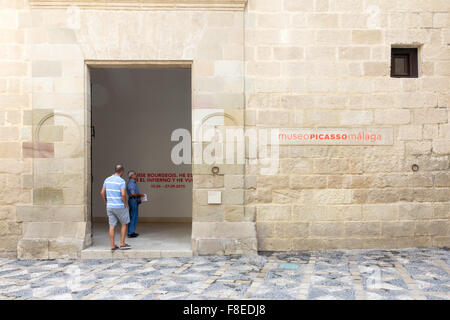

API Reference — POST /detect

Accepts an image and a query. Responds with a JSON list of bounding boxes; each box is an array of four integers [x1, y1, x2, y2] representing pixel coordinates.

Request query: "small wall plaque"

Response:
[[208, 191, 221, 204]]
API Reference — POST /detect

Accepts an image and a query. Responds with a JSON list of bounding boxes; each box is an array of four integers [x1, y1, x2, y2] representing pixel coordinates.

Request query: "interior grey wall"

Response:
[[91, 68, 192, 218]]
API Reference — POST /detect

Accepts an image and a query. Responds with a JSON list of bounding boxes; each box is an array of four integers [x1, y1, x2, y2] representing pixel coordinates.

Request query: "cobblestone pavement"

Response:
[[0, 248, 448, 300]]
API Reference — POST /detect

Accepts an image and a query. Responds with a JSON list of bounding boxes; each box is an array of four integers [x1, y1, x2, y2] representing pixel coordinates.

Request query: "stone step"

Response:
[[81, 248, 193, 259]]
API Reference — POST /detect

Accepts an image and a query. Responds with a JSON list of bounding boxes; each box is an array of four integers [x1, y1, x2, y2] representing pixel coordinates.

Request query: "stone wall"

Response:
[[246, 0, 450, 250], [0, 0, 32, 258], [0, 0, 255, 258], [0, 0, 448, 258]]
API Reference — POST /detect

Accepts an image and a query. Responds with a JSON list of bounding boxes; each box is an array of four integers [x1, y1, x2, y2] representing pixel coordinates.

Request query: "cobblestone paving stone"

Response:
[[0, 248, 448, 300]]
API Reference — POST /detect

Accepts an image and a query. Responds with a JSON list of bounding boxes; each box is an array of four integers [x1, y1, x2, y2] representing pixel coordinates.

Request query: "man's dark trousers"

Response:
[[128, 198, 139, 235]]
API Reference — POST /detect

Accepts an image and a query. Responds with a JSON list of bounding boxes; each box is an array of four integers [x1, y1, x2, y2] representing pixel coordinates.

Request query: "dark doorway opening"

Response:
[[87, 66, 192, 257]]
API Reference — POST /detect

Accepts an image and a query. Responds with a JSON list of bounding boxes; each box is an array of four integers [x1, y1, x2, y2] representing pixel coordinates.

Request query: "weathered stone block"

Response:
[[435, 61, 450, 76], [433, 236, 450, 247], [292, 205, 322, 221], [256, 221, 274, 238], [0, 221, 21, 235], [363, 62, 389, 76], [48, 239, 83, 259], [32, 60, 62, 77], [272, 189, 302, 204], [374, 109, 410, 124], [396, 236, 432, 248], [258, 238, 292, 251], [434, 204, 450, 219], [345, 222, 380, 237], [192, 221, 256, 239], [341, 110, 373, 125], [36, 125, 64, 142], [33, 187, 63, 205], [0, 142, 21, 158], [405, 141, 432, 155], [193, 174, 224, 189], [363, 204, 398, 221], [292, 238, 363, 250], [22, 222, 62, 239], [352, 30, 382, 44], [326, 205, 362, 221], [16, 206, 50, 222], [273, 47, 303, 60], [367, 189, 399, 203], [310, 222, 345, 238], [382, 221, 415, 237], [313, 158, 358, 174], [413, 108, 448, 124], [196, 239, 222, 255], [224, 205, 244, 221], [415, 220, 449, 236], [224, 238, 257, 255], [257, 175, 289, 188], [244, 175, 256, 189], [361, 238, 401, 249], [398, 125, 422, 140], [244, 205, 256, 221], [249, 0, 282, 11], [0, 206, 15, 221], [408, 173, 433, 187], [0, 127, 19, 141], [316, 30, 351, 45], [17, 239, 48, 260], [256, 205, 291, 221], [224, 175, 244, 189], [47, 28, 77, 44], [223, 190, 244, 205], [284, 0, 314, 11], [399, 204, 434, 220], [314, 189, 352, 204], [290, 175, 327, 189], [257, 110, 289, 126], [274, 222, 309, 238], [281, 158, 313, 174], [306, 13, 339, 28], [193, 205, 224, 222], [338, 47, 370, 60], [61, 222, 87, 239], [432, 140, 450, 155], [22, 142, 54, 158]]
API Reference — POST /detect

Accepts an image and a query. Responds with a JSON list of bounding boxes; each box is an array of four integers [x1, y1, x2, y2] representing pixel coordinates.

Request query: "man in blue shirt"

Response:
[[100, 164, 131, 251], [127, 170, 144, 238]]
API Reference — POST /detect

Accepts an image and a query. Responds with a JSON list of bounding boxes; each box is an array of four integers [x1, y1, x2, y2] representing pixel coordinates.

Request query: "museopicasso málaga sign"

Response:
[[277, 128, 394, 145]]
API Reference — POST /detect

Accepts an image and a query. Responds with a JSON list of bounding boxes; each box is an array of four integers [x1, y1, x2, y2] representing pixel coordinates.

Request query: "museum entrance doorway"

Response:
[[86, 65, 193, 258]]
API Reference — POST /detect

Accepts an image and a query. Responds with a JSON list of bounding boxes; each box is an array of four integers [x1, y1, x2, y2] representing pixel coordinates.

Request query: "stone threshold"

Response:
[[81, 248, 193, 259]]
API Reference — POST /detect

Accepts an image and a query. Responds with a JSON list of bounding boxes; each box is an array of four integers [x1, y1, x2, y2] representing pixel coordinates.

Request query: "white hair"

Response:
[[128, 171, 136, 179]]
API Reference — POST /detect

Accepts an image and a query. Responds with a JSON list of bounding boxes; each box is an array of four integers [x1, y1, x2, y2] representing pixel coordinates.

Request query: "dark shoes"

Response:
[[128, 233, 139, 238]]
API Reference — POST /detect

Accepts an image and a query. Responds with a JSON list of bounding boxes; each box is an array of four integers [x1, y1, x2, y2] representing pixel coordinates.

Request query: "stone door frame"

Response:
[[84, 60, 194, 250], [17, 1, 256, 259]]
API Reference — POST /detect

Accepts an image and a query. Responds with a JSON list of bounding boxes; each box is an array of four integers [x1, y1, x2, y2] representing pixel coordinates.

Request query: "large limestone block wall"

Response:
[[0, 0, 255, 258], [0, 0, 33, 258], [246, 0, 450, 250], [0, 0, 448, 258]]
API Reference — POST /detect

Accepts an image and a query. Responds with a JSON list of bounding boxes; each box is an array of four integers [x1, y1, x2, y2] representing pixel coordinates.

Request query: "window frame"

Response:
[[390, 48, 418, 78]]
